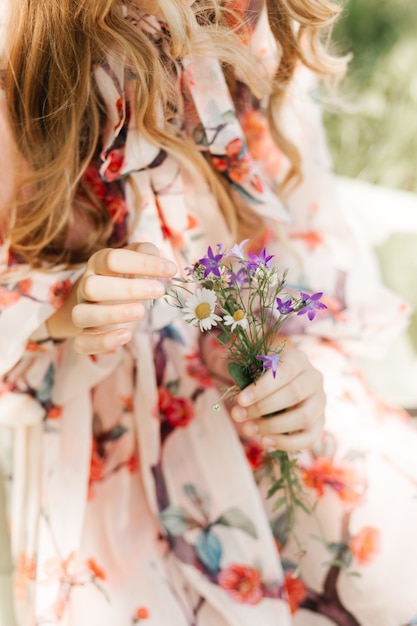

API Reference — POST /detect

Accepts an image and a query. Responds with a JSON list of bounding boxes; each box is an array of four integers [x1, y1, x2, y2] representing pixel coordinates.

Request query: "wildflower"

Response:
[[226, 239, 249, 261], [256, 353, 279, 379], [183, 288, 222, 331], [276, 297, 295, 315], [198, 246, 223, 278], [246, 247, 274, 274], [223, 309, 248, 332], [218, 564, 263, 605], [228, 267, 248, 288], [297, 291, 327, 321]]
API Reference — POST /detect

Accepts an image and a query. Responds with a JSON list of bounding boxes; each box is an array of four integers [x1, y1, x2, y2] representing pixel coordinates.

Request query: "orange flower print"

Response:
[[120, 395, 134, 413], [284, 572, 307, 614], [291, 230, 324, 251], [48, 279, 73, 309], [133, 606, 150, 622], [158, 386, 194, 428], [350, 527, 381, 565], [87, 558, 106, 581], [82, 164, 106, 201], [25, 341, 48, 353], [302, 458, 364, 504], [47, 405, 63, 420], [0, 382, 12, 396], [14, 553, 36, 601], [127, 453, 138, 473], [218, 564, 263, 605], [185, 352, 214, 388], [243, 438, 266, 469], [107, 196, 128, 224], [242, 110, 283, 179], [107, 149, 125, 178], [18, 278, 33, 295], [0, 285, 21, 309]]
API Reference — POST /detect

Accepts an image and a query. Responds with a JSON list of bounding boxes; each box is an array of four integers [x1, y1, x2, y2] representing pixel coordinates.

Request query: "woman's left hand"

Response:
[[230, 346, 326, 452]]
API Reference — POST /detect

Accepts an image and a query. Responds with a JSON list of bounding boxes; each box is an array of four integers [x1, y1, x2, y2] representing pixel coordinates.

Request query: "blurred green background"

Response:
[[324, 0, 417, 410], [325, 0, 417, 192]]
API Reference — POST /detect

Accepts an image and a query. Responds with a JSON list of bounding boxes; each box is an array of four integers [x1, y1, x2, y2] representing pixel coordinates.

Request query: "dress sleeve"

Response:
[[0, 97, 82, 378]]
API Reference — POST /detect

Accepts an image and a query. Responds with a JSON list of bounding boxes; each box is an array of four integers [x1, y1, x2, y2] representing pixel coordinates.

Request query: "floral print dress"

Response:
[[1, 2, 417, 625]]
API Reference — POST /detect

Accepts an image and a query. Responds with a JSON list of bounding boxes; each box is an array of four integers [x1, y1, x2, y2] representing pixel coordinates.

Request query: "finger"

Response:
[[237, 348, 310, 408], [72, 301, 146, 329], [80, 275, 166, 303], [260, 412, 325, 453], [88, 247, 177, 278], [73, 327, 132, 355], [242, 389, 326, 439], [232, 368, 323, 422]]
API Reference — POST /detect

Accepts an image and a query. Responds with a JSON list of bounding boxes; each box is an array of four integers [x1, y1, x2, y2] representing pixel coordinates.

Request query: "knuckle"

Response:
[[71, 305, 85, 327], [73, 335, 89, 355], [82, 275, 99, 302], [106, 248, 121, 273], [138, 242, 159, 257], [126, 280, 141, 299]]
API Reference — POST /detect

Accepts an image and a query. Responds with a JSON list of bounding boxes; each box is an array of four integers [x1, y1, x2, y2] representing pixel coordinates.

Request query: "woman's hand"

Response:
[[71, 243, 176, 354], [230, 347, 326, 452]]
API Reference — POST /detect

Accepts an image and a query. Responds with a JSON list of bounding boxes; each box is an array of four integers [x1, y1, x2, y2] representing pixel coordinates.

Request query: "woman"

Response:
[[0, 1, 416, 624]]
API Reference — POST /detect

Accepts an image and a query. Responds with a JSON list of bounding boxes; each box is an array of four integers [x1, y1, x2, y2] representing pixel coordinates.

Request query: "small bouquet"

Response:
[[165, 240, 326, 532]]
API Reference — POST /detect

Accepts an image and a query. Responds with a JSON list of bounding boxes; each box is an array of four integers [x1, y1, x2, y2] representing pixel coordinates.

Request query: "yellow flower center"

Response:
[[195, 302, 211, 320], [233, 309, 245, 322]]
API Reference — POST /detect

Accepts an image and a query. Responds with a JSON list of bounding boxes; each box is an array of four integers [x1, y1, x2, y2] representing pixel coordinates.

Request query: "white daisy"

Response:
[[183, 288, 222, 331], [223, 309, 248, 332]]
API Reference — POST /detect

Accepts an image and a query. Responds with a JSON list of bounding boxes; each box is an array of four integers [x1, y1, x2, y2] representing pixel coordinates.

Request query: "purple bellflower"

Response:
[[297, 292, 327, 321], [256, 353, 280, 379], [199, 246, 223, 278], [276, 297, 295, 315], [246, 248, 275, 274], [225, 239, 249, 261]]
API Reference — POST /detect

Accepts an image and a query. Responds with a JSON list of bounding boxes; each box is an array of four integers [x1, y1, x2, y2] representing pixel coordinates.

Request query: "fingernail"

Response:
[[162, 259, 177, 275], [239, 390, 253, 407], [232, 406, 247, 422], [243, 422, 258, 436], [262, 436, 275, 450]]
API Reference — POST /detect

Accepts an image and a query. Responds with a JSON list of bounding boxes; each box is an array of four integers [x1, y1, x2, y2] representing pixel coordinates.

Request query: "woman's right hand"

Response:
[[71, 242, 176, 354]]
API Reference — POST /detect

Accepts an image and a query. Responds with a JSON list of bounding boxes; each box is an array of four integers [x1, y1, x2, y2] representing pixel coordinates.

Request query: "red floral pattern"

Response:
[[158, 386, 195, 428], [218, 564, 263, 605]]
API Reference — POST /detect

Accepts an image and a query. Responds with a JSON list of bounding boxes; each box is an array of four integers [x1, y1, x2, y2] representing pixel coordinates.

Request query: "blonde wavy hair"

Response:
[[3, 0, 346, 265]]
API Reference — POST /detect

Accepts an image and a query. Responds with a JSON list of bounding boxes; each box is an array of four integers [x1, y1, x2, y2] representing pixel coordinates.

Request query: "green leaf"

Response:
[[166, 379, 180, 395], [184, 483, 210, 519], [216, 331, 231, 345], [227, 362, 252, 389], [214, 507, 258, 538], [271, 513, 290, 548], [195, 530, 222, 573], [160, 506, 198, 536]]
